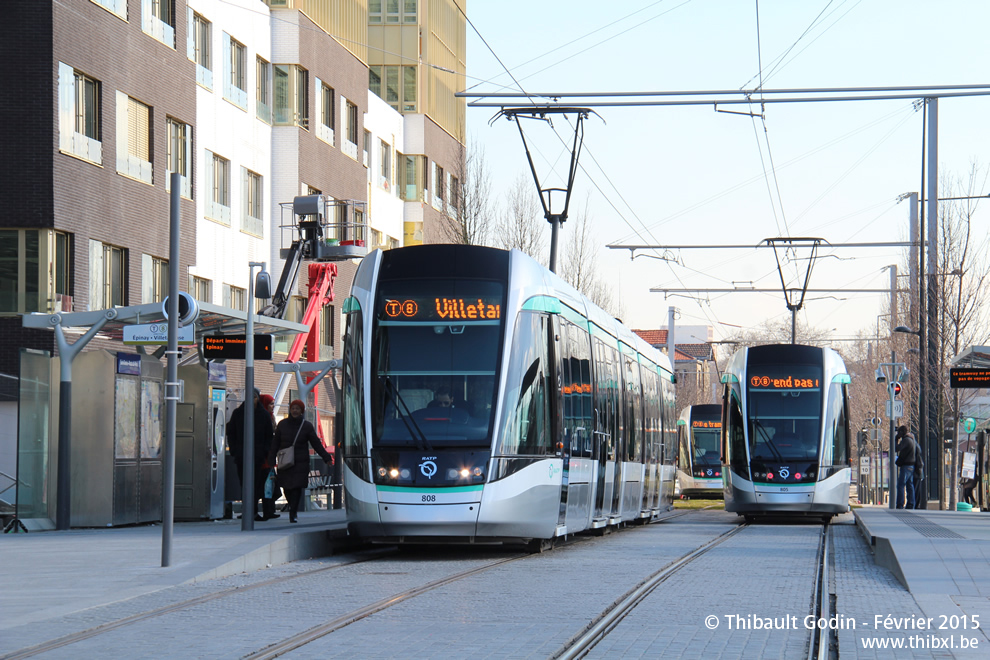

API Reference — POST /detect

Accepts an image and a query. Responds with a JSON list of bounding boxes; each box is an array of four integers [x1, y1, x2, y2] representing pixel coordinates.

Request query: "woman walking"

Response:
[[268, 399, 333, 523]]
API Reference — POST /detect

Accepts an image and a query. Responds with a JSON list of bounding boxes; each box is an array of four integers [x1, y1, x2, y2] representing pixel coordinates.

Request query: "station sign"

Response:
[[949, 368, 990, 389], [202, 334, 273, 360], [123, 323, 195, 345]]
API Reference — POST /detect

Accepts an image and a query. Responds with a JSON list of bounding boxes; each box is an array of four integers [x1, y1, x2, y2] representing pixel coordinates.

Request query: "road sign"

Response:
[[964, 417, 977, 433], [885, 400, 904, 419], [860, 456, 870, 475], [123, 323, 195, 345]]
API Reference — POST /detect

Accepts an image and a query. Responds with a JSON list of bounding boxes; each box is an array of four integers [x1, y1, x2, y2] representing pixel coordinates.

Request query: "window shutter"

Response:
[[128, 97, 150, 161], [89, 239, 104, 311], [186, 7, 195, 60], [142, 254, 154, 304], [58, 63, 75, 151], [116, 90, 128, 173], [222, 33, 232, 98]]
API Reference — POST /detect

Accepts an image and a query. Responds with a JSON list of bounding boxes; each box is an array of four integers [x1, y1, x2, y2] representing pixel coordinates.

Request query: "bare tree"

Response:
[[498, 174, 546, 264], [437, 139, 497, 246], [559, 198, 621, 318]]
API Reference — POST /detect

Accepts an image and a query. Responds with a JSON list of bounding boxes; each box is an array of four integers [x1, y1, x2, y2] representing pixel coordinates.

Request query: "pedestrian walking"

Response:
[[258, 394, 280, 520], [267, 399, 333, 523]]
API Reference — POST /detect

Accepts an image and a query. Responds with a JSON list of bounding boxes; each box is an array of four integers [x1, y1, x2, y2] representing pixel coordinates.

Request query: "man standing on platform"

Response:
[[912, 432, 925, 509], [227, 388, 277, 520], [894, 425, 916, 509]]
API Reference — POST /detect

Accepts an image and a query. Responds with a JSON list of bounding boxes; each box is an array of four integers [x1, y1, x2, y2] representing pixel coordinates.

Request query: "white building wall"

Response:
[[187, 0, 272, 302], [364, 93, 405, 247]]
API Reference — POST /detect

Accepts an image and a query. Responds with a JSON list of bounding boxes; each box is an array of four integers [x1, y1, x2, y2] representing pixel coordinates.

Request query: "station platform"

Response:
[[0, 509, 348, 631], [854, 506, 990, 596]]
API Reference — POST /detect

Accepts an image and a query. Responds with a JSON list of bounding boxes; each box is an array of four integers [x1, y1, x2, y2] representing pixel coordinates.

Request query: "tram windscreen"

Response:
[[746, 365, 822, 462], [370, 279, 504, 448], [692, 428, 721, 466]]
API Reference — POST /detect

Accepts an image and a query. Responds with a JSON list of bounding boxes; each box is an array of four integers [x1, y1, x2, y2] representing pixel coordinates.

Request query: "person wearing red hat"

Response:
[[258, 394, 279, 519], [267, 399, 333, 523]]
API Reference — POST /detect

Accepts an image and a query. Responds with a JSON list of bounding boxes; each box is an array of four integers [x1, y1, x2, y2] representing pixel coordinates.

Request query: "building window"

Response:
[[449, 175, 460, 214], [190, 276, 212, 303], [91, 0, 126, 20], [141, 254, 169, 304], [116, 92, 153, 184], [223, 283, 246, 311], [371, 229, 383, 249], [320, 304, 334, 353], [223, 33, 248, 109], [188, 10, 212, 89], [241, 167, 264, 237], [58, 63, 102, 165], [379, 140, 392, 191], [206, 151, 231, 225], [256, 57, 272, 123], [433, 162, 445, 208], [274, 64, 308, 129], [0, 230, 72, 314], [369, 65, 416, 113], [400, 154, 426, 202], [89, 240, 127, 310], [373, 0, 416, 24], [345, 101, 358, 148], [143, 0, 175, 47], [166, 117, 192, 198], [316, 79, 334, 144]]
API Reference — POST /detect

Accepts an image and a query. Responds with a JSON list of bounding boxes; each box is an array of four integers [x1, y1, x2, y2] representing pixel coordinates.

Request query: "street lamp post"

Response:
[[242, 261, 270, 532], [894, 325, 927, 507]]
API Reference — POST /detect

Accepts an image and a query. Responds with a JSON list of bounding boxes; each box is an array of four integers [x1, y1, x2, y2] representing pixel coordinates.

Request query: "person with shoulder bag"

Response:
[[267, 399, 333, 523]]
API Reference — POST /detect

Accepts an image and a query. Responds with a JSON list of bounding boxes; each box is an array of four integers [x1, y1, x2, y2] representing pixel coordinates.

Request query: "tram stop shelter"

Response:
[[13, 302, 307, 531]]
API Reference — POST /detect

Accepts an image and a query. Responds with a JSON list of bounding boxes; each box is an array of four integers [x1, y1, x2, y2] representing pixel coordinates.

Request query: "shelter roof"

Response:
[[951, 346, 990, 368], [21, 301, 308, 340]]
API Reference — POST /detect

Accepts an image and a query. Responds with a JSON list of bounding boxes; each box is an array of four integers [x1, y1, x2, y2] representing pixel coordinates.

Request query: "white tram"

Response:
[[721, 344, 851, 521], [341, 245, 677, 545], [675, 404, 724, 499]]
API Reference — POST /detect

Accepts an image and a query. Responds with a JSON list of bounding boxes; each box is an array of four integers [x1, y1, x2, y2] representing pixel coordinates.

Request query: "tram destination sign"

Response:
[[203, 334, 273, 360], [949, 367, 990, 389]]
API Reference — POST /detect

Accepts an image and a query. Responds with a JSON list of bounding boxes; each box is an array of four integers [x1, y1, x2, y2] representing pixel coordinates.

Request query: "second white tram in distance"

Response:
[[720, 343, 851, 521], [676, 404, 724, 499], [341, 244, 678, 546]]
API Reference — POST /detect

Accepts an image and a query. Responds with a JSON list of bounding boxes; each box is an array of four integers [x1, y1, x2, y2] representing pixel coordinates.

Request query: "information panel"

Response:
[[203, 335, 273, 360], [949, 368, 990, 389]]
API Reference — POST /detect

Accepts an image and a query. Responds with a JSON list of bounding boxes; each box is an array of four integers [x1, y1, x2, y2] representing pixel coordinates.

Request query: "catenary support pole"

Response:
[[162, 171, 181, 566]]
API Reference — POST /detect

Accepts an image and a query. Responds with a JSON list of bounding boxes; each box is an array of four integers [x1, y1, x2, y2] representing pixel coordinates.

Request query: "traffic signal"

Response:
[[890, 382, 902, 397]]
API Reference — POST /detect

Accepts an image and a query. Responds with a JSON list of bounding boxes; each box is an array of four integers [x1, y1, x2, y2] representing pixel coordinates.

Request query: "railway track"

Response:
[[552, 520, 835, 659], [2, 508, 740, 660]]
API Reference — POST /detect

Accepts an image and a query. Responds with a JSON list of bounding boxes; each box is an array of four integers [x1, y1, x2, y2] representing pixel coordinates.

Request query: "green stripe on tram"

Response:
[[522, 295, 562, 314], [342, 296, 361, 314], [377, 485, 484, 494], [832, 374, 852, 384]]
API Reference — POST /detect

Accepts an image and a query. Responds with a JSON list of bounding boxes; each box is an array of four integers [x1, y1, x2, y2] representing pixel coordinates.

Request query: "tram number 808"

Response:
[[422, 495, 436, 503]]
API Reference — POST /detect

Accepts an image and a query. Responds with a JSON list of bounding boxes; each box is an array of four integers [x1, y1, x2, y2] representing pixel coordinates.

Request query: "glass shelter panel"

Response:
[[16, 349, 52, 522]]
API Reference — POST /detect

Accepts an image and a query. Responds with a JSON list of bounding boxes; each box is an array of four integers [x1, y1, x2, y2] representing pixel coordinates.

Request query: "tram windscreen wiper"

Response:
[[752, 419, 784, 461], [382, 379, 433, 452]]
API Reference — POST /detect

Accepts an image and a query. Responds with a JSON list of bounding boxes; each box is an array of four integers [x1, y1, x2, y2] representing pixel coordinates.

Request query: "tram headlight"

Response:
[[378, 467, 387, 477], [389, 468, 400, 478], [400, 469, 411, 479], [473, 467, 483, 477], [447, 469, 459, 480]]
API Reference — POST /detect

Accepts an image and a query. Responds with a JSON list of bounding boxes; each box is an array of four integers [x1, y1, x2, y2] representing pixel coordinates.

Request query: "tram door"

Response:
[[593, 342, 609, 520], [553, 317, 569, 528]]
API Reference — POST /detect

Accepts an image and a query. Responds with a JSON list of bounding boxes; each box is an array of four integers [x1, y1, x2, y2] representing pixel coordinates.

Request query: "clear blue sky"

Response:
[[464, 1, 990, 343]]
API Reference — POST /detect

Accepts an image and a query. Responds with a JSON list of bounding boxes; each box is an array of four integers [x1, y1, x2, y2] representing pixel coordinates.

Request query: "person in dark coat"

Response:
[[894, 425, 916, 510], [267, 399, 332, 523], [228, 388, 277, 521], [912, 434, 925, 509], [258, 394, 280, 519]]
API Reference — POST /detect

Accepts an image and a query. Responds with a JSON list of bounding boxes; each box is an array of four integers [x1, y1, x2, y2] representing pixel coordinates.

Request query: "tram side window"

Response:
[[342, 303, 365, 459], [623, 355, 642, 462], [498, 312, 551, 456], [565, 321, 593, 457], [824, 383, 849, 466], [725, 387, 747, 476]]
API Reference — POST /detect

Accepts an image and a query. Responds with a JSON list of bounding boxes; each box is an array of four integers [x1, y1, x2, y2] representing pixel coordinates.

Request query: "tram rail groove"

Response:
[[244, 553, 530, 659], [552, 523, 749, 660], [809, 522, 834, 660], [0, 548, 398, 660]]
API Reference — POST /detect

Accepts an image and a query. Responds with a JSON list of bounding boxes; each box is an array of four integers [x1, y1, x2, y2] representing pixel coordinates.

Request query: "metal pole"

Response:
[[950, 389, 959, 510], [925, 98, 940, 508], [242, 264, 259, 531], [888, 350, 897, 510], [162, 171, 181, 566], [548, 215, 560, 273]]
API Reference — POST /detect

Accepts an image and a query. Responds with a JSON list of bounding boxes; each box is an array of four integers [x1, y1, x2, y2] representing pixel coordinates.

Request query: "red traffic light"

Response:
[[890, 382, 902, 396]]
